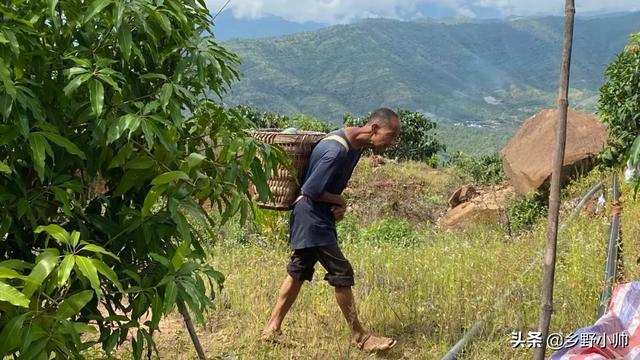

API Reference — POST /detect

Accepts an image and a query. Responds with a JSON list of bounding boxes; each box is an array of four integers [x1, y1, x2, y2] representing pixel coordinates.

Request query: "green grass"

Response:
[[95, 165, 640, 359]]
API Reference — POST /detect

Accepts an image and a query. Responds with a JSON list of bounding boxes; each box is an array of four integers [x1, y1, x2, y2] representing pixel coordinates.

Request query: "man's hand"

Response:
[[332, 204, 346, 222]]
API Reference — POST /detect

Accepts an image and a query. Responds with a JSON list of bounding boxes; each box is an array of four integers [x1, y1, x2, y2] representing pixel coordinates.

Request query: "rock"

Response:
[[442, 185, 514, 229], [447, 185, 477, 208], [501, 109, 608, 196]]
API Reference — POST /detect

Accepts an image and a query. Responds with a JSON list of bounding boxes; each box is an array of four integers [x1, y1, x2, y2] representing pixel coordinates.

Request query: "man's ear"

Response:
[[370, 122, 380, 133]]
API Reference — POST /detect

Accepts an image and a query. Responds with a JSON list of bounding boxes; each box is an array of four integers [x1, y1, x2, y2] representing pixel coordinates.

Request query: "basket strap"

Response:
[[320, 134, 349, 151]]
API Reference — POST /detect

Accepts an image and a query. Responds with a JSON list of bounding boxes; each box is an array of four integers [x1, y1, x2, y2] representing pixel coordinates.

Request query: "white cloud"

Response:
[[473, 0, 640, 15], [206, 0, 640, 24], [207, 0, 474, 23]]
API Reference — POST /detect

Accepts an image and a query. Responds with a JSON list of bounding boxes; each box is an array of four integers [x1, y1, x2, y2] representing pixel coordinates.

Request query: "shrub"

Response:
[[449, 152, 506, 185], [507, 193, 546, 233], [361, 218, 419, 247], [235, 105, 335, 132], [598, 33, 640, 166]]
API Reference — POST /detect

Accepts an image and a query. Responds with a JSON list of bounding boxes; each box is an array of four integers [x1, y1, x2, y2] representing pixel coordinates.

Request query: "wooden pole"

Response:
[[533, 1, 575, 359]]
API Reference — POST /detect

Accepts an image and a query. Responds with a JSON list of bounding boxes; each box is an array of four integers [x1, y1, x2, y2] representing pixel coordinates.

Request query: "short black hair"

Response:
[[367, 108, 399, 128]]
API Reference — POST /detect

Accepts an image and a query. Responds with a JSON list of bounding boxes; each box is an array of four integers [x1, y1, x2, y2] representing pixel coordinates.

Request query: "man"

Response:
[[262, 108, 401, 353]]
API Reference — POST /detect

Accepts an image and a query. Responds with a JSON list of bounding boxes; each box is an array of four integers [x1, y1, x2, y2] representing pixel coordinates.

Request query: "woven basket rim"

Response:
[[249, 128, 326, 136]]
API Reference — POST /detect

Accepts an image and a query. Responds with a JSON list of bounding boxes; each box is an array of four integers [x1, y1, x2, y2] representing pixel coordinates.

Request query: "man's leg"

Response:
[[263, 249, 315, 338], [334, 286, 366, 340], [263, 275, 303, 335], [318, 246, 397, 352]]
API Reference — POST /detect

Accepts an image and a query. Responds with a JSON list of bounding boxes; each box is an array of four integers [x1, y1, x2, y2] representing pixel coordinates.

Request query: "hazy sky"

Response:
[[207, 0, 640, 24]]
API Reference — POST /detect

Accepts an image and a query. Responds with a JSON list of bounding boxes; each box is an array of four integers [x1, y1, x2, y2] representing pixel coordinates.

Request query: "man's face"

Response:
[[371, 119, 400, 150]]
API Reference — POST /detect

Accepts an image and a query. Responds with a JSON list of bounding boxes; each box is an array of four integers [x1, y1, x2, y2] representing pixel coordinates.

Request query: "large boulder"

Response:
[[501, 109, 607, 195]]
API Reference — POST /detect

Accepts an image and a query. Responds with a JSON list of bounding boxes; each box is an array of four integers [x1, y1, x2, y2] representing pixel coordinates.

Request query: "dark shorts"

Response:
[[286, 245, 355, 287]]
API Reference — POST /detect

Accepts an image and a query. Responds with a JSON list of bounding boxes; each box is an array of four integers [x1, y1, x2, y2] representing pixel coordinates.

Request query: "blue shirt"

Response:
[[288, 129, 363, 250]]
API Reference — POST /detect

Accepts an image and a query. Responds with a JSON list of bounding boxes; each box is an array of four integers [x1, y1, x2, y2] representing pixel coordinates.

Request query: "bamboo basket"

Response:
[[250, 129, 326, 210]]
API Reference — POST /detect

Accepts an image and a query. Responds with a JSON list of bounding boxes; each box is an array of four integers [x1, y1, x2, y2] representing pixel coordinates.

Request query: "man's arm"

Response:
[[300, 147, 345, 205], [309, 191, 345, 207]]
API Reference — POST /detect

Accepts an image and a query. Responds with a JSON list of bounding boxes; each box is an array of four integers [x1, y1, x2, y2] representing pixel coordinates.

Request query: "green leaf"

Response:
[[629, 135, 640, 166], [57, 290, 93, 318], [3, 285, 30, 312], [0, 160, 10, 174], [80, 244, 120, 260], [52, 187, 72, 216], [58, 255, 75, 287], [0, 266, 23, 279], [142, 184, 167, 218], [186, 153, 206, 170], [151, 171, 189, 185], [91, 259, 123, 292], [70, 231, 80, 247], [0, 94, 13, 119], [118, 22, 132, 61], [84, 0, 113, 23], [19, 337, 48, 360], [126, 156, 154, 169], [89, 79, 105, 117], [150, 293, 162, 329], [63, 73, 91, 96], [159, 83, 172, 109], [0, 313, 27, 354], [75, 256, 102, 297], [66, 67, 89, 77], [0, 259, 32, 271], [107, 114, 141, 144], [170, 240, 190, 271], [97, 73, 121, 93], [37, 132, 86, 160], [35, 224, 69, 245], [3, 30, 19, 55], [113, 0, 124, 29], [0, 59, 16, 98], [154, 12, 172, 36], [48, 0, 60, 27], [23, 252, 59, 298], [29, 134, 47, 181], [132, 330, 144, 360], [72, 322, 98, 335], [163, 281, 177, 314], [250, 162, 270, 202]]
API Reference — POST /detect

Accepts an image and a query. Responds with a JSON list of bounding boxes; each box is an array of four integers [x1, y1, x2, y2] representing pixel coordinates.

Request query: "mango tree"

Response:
[[0, 0, 285, 358]]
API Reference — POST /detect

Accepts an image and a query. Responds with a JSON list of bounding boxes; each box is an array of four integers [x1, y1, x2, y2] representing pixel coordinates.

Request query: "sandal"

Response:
[[261, 330, 301, 348], [353, 333, 397, 353]]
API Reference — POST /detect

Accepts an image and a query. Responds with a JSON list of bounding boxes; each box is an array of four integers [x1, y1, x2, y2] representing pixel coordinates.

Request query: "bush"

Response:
[[449, 152, 506, 185], [349, 218, 419, 247], [0, 1, 285, 358], [235, 105, 335, 132], [507, 193, 546, 233], [598, 33, 640, 166], [343, 109, 445, 162]]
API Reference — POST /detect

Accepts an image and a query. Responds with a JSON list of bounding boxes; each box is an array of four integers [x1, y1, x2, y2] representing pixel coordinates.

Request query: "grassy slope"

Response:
[[101, 162, 639, 359]]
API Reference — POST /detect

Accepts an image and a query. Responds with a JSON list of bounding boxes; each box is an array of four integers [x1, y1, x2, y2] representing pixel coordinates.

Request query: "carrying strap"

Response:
[[320, 134, 349, 151], [293, 134, 349, 207]]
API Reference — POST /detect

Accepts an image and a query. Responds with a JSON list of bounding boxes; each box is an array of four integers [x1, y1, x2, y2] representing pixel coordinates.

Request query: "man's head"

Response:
[[364, 108, 400, 150]]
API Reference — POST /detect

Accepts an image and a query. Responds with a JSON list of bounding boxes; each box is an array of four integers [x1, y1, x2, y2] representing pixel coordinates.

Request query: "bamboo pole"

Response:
[[533, 1, 575, 359], [597, 174, 621, 318]]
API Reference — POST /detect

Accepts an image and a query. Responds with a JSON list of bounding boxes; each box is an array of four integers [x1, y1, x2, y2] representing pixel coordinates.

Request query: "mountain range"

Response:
[[221, 12, 640, 129]]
